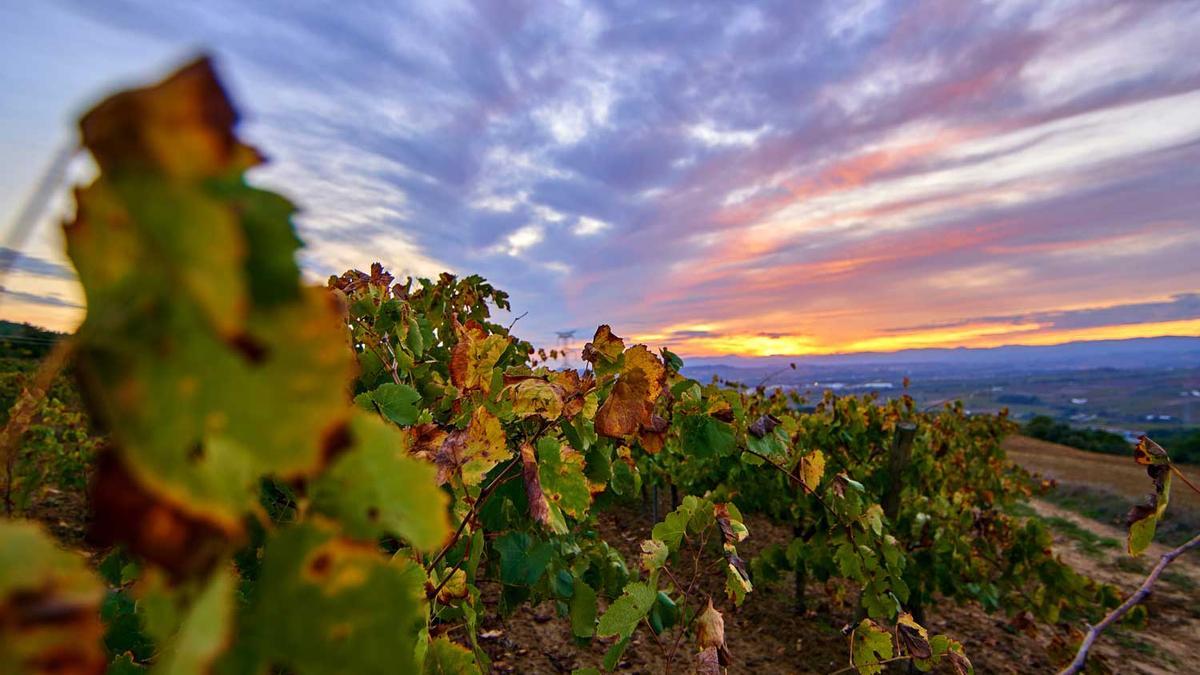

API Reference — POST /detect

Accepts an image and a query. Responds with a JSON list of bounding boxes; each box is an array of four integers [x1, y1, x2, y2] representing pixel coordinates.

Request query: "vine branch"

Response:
[[1170, 464, 1200, 497], [1059, 531, 1200, 674]]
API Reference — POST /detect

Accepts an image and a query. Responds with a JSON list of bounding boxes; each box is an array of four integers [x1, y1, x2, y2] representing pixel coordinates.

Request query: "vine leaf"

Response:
[[0, 521, 106, 675], [67, 58, 357, 546], [153, 566, 236, 675], [1132, 435, 1169, 466], [569, 577, 598, 638], [800, 450, 826, 492], [696, 598, 730, 666], [225, 522, 427, 674], [520, 441, 552, 528], [596, 582, 656, 639], [435, 569, 468, 604], [640, 539, 669, 573], [365, 383, 423, 426], [747, 414, 781, 439], [594, 345, 664, 439], [506, 379, 564, 420], [895, 612, 932, 659], [915, 635, 973, 674], [581, 325, 625, 377], [310, 412, 450, 551], [89, 449, 234, 578], [423, 637, 480, 674], [850, 619, 894, 675], [549, 370, 595, 419], [449, 319, 507, 394], [537, 437, 591, 533], [680, 414, 735, 458], [494, 533, 553, 587], [1128, 436, 1173, 556], [435, 407, 511, 486]]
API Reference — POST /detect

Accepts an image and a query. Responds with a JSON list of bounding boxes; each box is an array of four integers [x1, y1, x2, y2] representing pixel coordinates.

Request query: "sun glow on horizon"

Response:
[[644, 318, 1200, 358]]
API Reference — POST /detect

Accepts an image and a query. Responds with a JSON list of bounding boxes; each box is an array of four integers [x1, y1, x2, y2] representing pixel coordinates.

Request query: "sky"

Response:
[[1, 0, 1198, 358]]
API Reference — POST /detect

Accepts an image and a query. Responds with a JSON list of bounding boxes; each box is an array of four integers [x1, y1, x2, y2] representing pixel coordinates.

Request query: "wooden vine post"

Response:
[[882, 422, 918, 522]]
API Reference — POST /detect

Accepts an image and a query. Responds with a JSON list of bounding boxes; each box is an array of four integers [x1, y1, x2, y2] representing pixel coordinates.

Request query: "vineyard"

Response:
[[1, 58, 1197, 675]]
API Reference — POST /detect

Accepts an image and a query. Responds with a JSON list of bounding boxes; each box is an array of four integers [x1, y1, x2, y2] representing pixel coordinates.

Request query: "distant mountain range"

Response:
[[681, 336, 1200, 380]]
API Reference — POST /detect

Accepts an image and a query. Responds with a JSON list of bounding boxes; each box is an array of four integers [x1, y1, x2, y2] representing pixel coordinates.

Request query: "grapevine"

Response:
[[0, 57, 1148, 675]]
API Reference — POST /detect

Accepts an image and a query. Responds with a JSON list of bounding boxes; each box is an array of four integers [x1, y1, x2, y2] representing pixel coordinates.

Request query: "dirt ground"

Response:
[[1004, 435, 1200, 511], [474, 494, 1200, 674]]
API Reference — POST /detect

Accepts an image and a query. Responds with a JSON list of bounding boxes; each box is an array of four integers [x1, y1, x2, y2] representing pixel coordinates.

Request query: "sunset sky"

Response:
[[1, 0, 1198, 357]]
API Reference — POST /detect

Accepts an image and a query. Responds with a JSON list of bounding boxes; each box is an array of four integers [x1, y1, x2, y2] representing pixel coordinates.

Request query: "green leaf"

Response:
[[152, 567, 236, 675], [1127, 507, 1158, 557], [369, 383, 423, 426], [680, 414, 735, 458], [222, 522, 427, 675], [1128, 469, 1171, 556], [494, 533, 553, 587], [602, 637, 630, 672], [835, 541, 863, 580], [423, 637, 481, 674], [596, 582, 656, 638], [310, 412, 450, 551], [538, 437, 592, 532], [570, 578, 598, 638]]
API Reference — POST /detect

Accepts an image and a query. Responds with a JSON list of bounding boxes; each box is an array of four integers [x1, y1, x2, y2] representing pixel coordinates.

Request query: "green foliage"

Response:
[[1148, 427, 1200, 465], [1023, 415, 1131, 456]]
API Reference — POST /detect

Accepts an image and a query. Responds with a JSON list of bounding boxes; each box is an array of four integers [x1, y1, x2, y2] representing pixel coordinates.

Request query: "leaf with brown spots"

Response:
[[67, 58, 356, 535], [1133, 435, 1169, 466], [505, 378, 564, 420], [310, 413, 450, 551], [88, 449, 236, 579], [229, 522, 427, 674], [448, 319, 508, 394], [581, 325, 625, 377], [434, 407, 511, 486], [520, 441, 552, 528], [0, 521, 106, 675], [895, 612, 932, 659], [548, 369, 596, 419], [594, 345, 665, 439]]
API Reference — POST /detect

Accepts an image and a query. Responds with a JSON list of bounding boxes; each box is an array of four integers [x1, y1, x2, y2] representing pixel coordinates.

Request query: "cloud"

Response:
[[0, 287, 81, 309], [890, 294, 1200, 334], [3, 0, 1197, 351], [0, 248, 74, 279]]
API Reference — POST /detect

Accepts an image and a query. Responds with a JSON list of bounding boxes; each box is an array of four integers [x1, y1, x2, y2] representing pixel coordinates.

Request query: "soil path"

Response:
[[1029, 498, 1200, 673], [1004, 436, 1200, 510]]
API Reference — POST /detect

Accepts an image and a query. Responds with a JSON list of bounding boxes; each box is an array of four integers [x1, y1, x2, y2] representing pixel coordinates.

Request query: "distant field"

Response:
[[1004, 434, 1200, 510]]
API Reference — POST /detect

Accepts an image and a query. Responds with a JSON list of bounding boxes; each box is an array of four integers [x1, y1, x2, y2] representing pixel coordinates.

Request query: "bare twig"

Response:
[[743, 446, 835, 515], [1170, 464, 1200, 497], [828, 655, 912, 674], [1059, 532, 1200, 674], [505, 311, 528, 332], [424, 459, 520, 573]]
